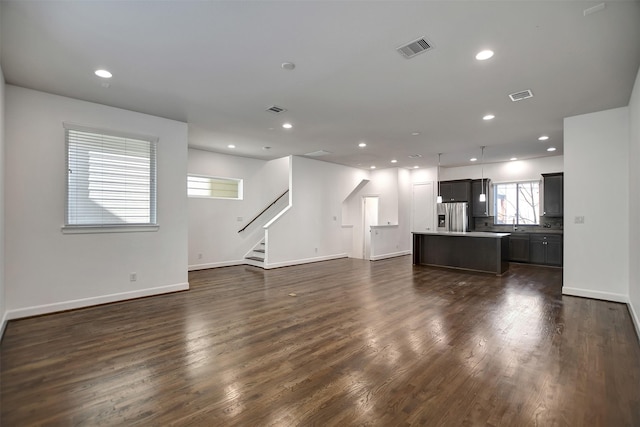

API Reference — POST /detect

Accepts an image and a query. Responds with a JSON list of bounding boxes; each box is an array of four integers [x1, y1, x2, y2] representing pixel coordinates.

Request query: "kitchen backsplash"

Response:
[[473, 216, 563, 232]]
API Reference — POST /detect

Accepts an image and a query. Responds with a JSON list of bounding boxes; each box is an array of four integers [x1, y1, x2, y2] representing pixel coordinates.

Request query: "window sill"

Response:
[[61, 225, 159, 234]]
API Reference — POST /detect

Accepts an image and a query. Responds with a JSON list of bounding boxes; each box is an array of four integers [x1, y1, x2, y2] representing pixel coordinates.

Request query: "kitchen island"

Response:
[[413, 231, 510, 276]]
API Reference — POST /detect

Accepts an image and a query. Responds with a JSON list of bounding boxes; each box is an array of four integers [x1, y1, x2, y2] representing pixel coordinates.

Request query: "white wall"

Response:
[[187, 149, 289, 269], [564, 107, 629, 302], [628, 66, 640, 338], [0, 66, 6, 335], [440, 156, 564, 182], [367, 168, 399, 226], [5, 86, 189, 318], [411, 166, 437, 184], [266, 156, 369, 267], [368, 168, 413, 260]]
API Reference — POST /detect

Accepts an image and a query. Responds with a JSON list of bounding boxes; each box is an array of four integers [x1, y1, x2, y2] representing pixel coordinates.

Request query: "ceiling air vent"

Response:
[[397, 37, 433, 59], [304, 150, 332, 157], [408, 154, 422, 159], [509, 90, 534, 102], [266, 105, 287, 114]]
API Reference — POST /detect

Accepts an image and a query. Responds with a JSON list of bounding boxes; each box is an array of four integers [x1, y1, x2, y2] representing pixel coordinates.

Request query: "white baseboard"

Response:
[[265, 253, 348, 269], [628, 300, 640, 343], [0, 309, 8, 341], [562, 286, 628, 303], [370, 250, 411, 261], [188, 260, 244, 271], [4, 282, 190, 321]]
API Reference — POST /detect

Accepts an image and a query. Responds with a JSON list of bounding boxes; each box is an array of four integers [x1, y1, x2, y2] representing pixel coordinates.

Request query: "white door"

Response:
[[363, 196, 379, 260], [412, 182, 435, 232]]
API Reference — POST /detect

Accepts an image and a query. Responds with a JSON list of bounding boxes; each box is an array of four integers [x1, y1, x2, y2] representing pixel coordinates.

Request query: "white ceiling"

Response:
[[2, 1, 639, 169]]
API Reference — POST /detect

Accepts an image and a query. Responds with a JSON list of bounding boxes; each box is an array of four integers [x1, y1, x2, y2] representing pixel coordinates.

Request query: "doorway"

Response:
[[412, 182, 435, 232], [362, 196, 379, 260]]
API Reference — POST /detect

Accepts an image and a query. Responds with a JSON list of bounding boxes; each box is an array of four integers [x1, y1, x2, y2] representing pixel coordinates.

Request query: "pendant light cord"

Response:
[[438, 153, 442, 197]]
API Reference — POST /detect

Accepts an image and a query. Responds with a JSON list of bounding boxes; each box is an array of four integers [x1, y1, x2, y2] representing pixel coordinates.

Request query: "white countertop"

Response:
[[412, 231, 511, 238]]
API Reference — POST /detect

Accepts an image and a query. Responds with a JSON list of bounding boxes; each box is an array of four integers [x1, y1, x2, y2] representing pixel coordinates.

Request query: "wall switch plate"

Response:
[[574, 216, 585, 224], [130, 273, 137, 282]]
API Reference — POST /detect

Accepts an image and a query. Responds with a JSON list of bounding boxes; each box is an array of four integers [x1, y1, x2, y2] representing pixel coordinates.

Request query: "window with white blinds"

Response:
[[65, 124, 157, 227], [187, 175, 242, 199]]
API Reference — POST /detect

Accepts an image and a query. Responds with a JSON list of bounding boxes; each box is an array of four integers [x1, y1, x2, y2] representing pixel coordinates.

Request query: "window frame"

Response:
[[187, 174, 243, 200], [493, 180, 541, 226], [62, 123, 159, 234]]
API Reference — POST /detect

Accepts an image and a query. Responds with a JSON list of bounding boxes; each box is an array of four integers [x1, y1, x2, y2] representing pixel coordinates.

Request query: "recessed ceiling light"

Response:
[[358, 142, 367, 148], [470, 158, 477, 162], [391, 159, 398, 163], [510, 157, 518, 161], [281, 62, 296, 70], [282, 123, 293, 129], [475, 50, 494, 60], [370, 165, 376, 169], [413, 166, 419, 169], [547, 147, 557, 152], [95, 69, 112, 78], [483, 114, 495, 121], [262, 146, 271, 150], [411, 132, 420, 136], [228, 144, 236, 149], [538, 135, 550, 141]]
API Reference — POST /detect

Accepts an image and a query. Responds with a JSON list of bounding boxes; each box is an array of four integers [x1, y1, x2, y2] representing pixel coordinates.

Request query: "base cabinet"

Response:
[[509, 234, 530, 262], [529, 234, 563, 266]]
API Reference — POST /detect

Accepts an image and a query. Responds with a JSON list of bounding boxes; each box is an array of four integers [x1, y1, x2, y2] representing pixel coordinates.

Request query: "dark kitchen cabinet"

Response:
[[509, 234, 530, 262], [471, 179, 491, 217], [439, 180, 471, 202], [542, 173, 563, 217], [529, 234, 563, 266]]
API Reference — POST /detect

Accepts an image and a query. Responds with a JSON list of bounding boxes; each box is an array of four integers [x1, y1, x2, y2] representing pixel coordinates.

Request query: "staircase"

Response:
[[244, 240, 266, 267]]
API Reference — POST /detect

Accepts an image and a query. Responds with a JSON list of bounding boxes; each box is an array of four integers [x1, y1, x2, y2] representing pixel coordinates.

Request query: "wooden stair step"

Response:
[[246, 256, 264, 262]]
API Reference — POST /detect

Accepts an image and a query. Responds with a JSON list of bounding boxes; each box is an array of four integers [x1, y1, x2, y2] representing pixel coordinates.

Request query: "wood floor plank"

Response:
[[1, 256, 639, 426]]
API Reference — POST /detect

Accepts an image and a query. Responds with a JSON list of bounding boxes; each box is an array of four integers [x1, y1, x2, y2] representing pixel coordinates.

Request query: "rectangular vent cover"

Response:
[[304, 150, 332, 157], [266, 105, 287, 114], [509, 90, 534, 102], [397, 37, 433, 59]]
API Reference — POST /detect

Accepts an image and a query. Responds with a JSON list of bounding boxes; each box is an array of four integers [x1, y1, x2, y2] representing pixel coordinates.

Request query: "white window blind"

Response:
[[66, 125, 157, 227], [187, 175, 242, 199]]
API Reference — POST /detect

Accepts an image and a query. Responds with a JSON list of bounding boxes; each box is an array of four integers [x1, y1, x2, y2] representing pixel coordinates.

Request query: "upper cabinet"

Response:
[[439, 180, 471, 202], [542, 173, 563, 217], [471, 179, 491, 217]]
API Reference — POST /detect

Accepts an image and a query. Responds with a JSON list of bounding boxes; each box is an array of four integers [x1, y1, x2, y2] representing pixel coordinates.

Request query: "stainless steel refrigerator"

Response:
[[437, 202, 468, 232]]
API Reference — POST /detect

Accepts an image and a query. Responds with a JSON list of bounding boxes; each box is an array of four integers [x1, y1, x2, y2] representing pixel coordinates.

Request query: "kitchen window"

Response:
[[494, 181, 540, 225], [187, 175, 243, 199], [64, 124, 158, 231]]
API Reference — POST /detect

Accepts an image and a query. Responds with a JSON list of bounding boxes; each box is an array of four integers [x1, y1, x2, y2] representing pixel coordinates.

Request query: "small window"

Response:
[[494, 181, 540, 225], [187, 175, 243, 199], [65, 124, 157, 228]]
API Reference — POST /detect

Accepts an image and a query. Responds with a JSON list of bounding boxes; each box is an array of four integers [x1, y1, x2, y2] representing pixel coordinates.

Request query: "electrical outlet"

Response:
[[574, 216, 585, 224], [237, 217, 243, 222], [129, 272, 137, 282], [314, 247, 318, 253], [198, 253, 203, 260]]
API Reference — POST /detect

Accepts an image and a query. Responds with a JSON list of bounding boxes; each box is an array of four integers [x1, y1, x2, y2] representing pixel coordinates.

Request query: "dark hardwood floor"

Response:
[[1, 256, 639, 426]]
